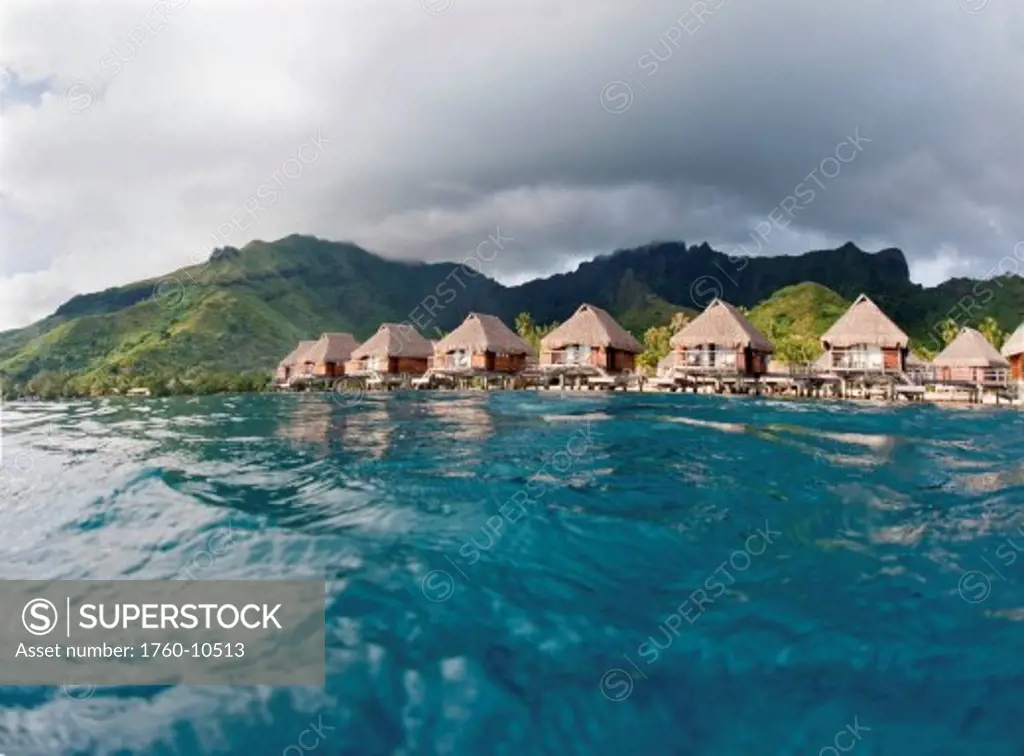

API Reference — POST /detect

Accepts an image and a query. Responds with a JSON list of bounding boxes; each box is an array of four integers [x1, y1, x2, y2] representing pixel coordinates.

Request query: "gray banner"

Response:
[[1, 580, 325, 685]]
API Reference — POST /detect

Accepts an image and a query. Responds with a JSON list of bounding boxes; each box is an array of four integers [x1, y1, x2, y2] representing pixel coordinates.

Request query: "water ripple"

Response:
[[0, 393, 1022, 754]]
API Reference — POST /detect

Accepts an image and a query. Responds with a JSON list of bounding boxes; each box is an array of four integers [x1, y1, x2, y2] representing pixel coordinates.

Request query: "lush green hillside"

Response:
[[0, 236, 501, 387], [747, 283, 851, 363], [0, 234, 1021, 396]]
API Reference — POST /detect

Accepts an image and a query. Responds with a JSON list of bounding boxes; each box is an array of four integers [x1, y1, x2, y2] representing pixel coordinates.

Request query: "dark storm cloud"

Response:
[[329, 0, 1023, 284], [1, 0, 1021, 328]]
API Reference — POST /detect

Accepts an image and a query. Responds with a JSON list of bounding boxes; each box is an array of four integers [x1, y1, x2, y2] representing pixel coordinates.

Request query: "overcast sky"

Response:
[[1, 0, 1022, 331]]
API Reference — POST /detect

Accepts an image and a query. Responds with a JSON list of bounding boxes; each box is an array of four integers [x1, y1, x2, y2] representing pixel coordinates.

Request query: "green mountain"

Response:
[[747, 282, 851, 340], [0, 237, 501, 389], [1, 235, 1021, 394], [746, 283, 851, 364]]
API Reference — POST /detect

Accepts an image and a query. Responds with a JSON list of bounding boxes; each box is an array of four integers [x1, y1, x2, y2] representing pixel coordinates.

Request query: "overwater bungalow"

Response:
[[1003, 322, 1024, 384], [347, 323, 433, 382], [933, 327, 1010, 386], [819, 294, 909, 373], [668, 299, 774, 377], [432, 313, 534, 375], [275, 339, 317, 384], [301, 332, 359, 379], [539, 304, 643, 378]]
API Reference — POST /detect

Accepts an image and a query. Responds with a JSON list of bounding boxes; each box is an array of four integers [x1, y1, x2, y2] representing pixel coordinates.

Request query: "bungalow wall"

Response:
[[308, 361, 344, 378], [673, 345, 769, 377], [826, 346, 905, 372], [434, 351, 526, 373], [939, 366, 976, 383], [540, 345, 637, 373], [608, 347, 636, 372], [1012, 354, 1023, 381], [469, 351, 528, 373], [747, 350, 769, 375], [388, 356, 430, 374], [938, 366, 1008, 384], [348, 356, 428, 374]]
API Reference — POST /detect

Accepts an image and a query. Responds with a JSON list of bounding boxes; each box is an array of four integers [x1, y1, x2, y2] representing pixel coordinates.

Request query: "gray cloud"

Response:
[[0, 0, 1021, 330]]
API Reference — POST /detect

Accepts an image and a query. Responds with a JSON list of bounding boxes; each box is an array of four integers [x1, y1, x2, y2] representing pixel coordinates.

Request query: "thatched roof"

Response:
[[303, 332, 358, 364], [933, 327, 1010, 368], [352, 323, 433, 359], [1002, 322, 1024, 358], [279, 339, 318, 367], [906, 351, 931, 367], [541, 303, 643, 353], [820, 294, 909, 348], [433, 313, 535, 355], [669, 299, 774, 352]]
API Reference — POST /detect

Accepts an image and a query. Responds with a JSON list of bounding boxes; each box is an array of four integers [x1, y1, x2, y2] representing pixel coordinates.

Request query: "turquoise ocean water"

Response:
[[1, 392, 1023, 755]]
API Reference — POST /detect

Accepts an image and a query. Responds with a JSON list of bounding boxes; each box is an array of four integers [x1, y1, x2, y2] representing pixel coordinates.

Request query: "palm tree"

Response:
[[978, 316, 1007, 349], [939, 318, 960, 346], [668, 311, 690, 332]]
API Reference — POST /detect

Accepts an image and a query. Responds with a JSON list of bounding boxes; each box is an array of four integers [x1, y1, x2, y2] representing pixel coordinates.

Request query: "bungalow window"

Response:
[[453, 350, 470, 368]]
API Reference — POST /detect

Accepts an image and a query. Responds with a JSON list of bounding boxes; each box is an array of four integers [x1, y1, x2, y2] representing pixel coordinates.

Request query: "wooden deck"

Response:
[[268, 363, 1023, 406]]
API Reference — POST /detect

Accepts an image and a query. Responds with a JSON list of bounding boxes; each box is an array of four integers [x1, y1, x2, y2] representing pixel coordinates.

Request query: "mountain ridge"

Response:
[[1, 235, 1021, 391]]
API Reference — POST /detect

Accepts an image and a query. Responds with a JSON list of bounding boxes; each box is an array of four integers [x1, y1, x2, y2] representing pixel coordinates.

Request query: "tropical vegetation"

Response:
[[0, 235, 1020, 397]]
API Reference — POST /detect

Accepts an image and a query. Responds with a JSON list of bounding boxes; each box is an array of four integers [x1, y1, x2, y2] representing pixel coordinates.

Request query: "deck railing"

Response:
[[547, 347, 597, 366], [929, 368, 1010, 386], [548, 352, 590, 365], [974, 368, 1009, 385], [674, 350, 740, 372], [827, 350, 891, 372], [434, 353, 472, 370]]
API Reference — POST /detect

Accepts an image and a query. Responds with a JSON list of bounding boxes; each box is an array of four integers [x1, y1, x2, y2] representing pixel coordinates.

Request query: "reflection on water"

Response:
[[276, 395, 396, 460], [275, 393, 503, 460], [338, 398, 393, 460], [423, 395, 495, 444], [276, 397, 334, 451]]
